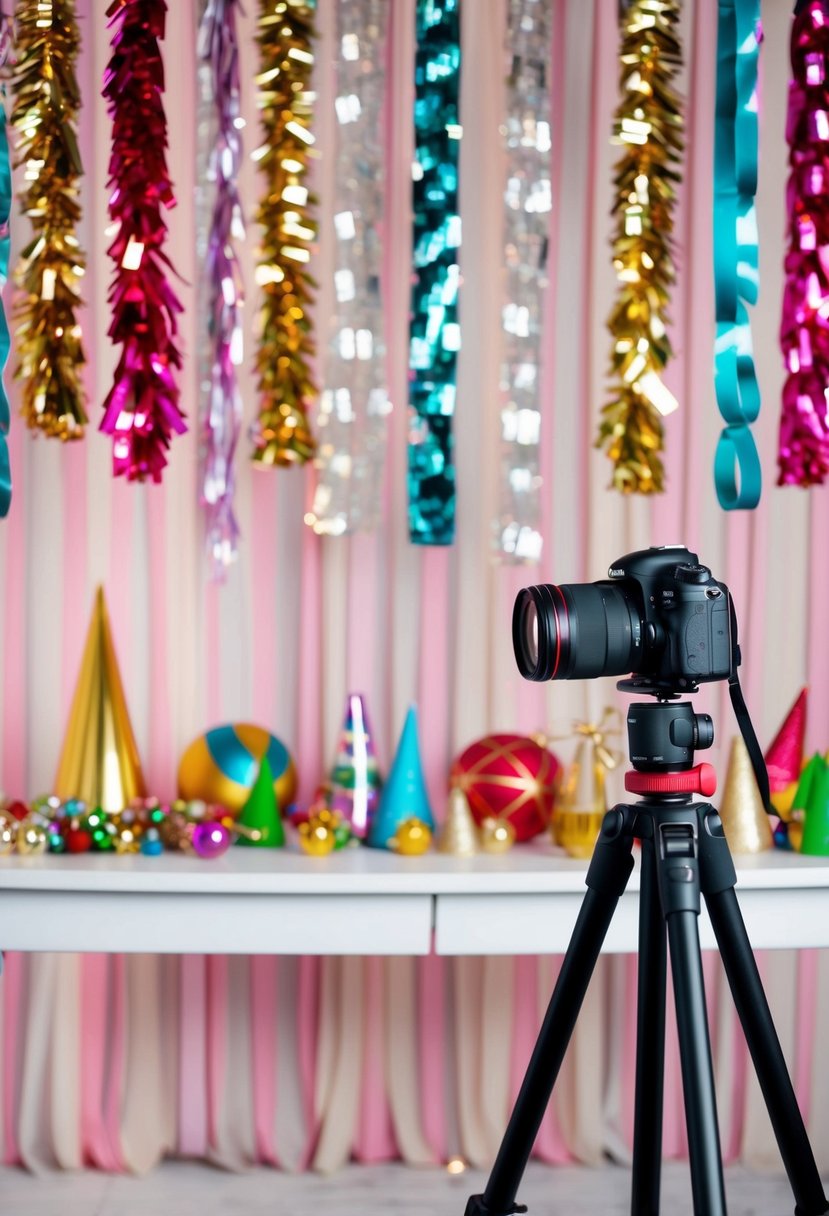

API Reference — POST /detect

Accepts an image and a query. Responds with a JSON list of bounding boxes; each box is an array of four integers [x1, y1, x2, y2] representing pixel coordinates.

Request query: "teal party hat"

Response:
[[368, 705, 434, 849]]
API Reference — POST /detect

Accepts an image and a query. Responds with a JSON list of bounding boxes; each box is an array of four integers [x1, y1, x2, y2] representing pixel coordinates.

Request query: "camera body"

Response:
[[512, 545, 737, 693], [605, 546, 734, 692]]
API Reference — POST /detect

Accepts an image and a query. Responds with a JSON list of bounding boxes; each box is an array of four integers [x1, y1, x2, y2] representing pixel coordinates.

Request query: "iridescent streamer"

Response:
[[305, 0, 389, 537], [713, 0, 762, 510], [777, 0, 829, 487], [250, 0, 318, 468], [596, 0, 684, 495], [101, 0, 184, 484], [408, 0, 461, 546], [11, 0, 88, 441], [197, 0, 244, 577], [0, 7, 12, 516], [495, 0, 551, 562]]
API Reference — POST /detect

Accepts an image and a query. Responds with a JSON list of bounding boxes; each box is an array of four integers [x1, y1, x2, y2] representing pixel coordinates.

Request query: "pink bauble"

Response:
[[192, 821, 231, 859]]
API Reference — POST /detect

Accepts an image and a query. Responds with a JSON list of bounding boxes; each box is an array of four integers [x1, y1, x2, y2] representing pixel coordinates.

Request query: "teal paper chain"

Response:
[[713, 0, 762, 510], [0, 76, 11, 519], [408, 0, 461, 546]]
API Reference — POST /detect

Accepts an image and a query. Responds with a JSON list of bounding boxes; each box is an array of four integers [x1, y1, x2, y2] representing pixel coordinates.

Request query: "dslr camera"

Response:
[[512, 545, 736, 695]]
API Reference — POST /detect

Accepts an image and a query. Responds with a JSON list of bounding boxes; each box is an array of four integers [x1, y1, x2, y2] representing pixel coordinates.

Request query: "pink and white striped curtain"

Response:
[[0, 0, 827, 1175]]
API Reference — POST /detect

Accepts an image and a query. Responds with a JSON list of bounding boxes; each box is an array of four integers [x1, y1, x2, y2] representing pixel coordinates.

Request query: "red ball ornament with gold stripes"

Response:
[[450, 734, 560, 842]]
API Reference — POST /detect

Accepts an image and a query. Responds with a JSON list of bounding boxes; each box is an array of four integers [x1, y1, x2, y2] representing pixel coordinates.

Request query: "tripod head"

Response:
[[623, 699, 718, 801]]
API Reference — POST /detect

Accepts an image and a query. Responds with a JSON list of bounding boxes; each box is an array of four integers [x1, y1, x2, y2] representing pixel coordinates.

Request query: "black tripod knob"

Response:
[[669, 712, 714, 751]]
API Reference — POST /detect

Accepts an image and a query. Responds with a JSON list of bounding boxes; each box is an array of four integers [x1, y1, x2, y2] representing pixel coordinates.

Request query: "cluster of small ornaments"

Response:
[[0, 795, 251, 858]]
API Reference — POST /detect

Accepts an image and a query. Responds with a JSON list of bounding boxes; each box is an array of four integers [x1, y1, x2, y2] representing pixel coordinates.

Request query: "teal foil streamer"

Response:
[[0, 31, 11, 519], [408, 0, 461, 545], [713, 0, 762, 511]]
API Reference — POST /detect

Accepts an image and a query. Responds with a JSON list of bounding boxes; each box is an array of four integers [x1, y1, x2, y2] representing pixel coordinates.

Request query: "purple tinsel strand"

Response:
[[198, 0, 244, 577]]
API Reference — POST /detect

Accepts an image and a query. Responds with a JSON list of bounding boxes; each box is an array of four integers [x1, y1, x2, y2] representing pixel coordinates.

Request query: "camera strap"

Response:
[[728, 671, 773, 815]]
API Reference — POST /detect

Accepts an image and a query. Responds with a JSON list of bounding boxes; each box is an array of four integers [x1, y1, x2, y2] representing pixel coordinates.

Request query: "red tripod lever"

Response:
[[624, 763, 717, 798]]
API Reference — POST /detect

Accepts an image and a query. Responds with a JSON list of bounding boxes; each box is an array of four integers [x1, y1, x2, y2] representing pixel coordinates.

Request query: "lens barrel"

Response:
[[512, 582, 640, 682]]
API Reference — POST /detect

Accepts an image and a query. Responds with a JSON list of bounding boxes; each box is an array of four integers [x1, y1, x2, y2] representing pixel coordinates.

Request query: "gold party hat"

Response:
[[719, 736, 773, 854], [438, 788, 479, 856], [54, 587, 146, 811]]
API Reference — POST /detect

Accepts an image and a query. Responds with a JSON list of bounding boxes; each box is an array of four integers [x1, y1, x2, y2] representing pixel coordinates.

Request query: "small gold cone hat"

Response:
[[438, 788, 479, 856], [54, 587, 146, 811], [719, 736, 773, 854]]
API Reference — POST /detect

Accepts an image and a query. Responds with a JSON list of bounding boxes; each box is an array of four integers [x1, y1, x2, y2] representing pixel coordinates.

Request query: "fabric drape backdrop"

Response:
[[0, 0, 826, 1175]]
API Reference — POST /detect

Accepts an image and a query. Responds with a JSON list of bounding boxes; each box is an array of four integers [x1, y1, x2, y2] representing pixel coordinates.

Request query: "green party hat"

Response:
[[792, 753, 825, 811], [800, 757, 829, 857], [236, 756, 284, 848]]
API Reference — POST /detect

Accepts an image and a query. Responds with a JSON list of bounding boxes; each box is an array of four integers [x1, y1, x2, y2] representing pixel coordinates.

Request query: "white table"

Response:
[[0, 846, 827, 955]]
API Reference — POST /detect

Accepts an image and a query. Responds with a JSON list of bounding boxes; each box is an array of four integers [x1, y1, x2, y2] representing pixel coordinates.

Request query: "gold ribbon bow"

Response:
[[572, 708, 624, 773]]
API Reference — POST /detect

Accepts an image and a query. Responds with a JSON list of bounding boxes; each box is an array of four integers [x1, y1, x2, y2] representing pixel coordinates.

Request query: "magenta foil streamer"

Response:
[[779, 0, 829, 487], [198, 0, 244, 577], [100, 0, 185, 483]]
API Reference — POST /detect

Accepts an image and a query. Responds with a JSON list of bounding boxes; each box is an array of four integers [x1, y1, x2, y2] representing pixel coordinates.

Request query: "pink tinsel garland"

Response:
[[779, 0, 829, 487], [100, 0, 184, 483]]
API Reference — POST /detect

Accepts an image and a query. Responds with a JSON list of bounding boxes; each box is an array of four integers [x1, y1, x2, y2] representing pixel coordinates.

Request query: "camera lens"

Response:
[[513, 582, 641, 682]]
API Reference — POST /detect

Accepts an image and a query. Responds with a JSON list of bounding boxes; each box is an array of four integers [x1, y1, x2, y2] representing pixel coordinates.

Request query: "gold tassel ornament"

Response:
[[596, 0, 684, 493], [11, 0, 87, 440], [250, 0, 318, 467]]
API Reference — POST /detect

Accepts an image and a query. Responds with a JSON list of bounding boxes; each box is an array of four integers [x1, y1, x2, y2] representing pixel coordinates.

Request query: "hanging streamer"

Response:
[[408, 0, 461, 546], [713, 0, 762, 510], [198, 0, 244, 577], [251, 0, 318, 468], [596, 0, 684, 495], [778, 0, 829, 487], [101, 0, 184, 483], [11, 0, 87, 441], [0, 7, 12, 516], [306, 0, 390, 536], [495, 0, 551, 562]]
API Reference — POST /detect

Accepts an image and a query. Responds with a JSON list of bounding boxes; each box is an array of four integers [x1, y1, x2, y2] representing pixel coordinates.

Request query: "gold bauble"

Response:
[[298, 819, 337, 857], [0, 816, 16, 854], [113, 824, 142, 854], [392, 817, 432, 856], [479, 817, 516, 854], [16, 816, 48, 856], [789, 812, 804, 853], [553, 808, 605, 859]]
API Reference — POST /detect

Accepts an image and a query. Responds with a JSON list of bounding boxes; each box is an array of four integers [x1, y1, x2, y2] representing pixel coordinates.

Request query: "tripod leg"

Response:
[[706, 887, 829, 1216], [656, 821, 727, 1216], [631, 835, 667, 1216], [465, 808, 636, 1216]]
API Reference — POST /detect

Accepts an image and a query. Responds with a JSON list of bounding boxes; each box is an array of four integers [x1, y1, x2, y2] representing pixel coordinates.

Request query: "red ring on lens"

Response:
[[550, 585, 569, 679]]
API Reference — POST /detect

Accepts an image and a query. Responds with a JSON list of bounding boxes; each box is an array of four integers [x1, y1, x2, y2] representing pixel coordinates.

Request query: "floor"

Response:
[[0, 1161, 815, 1215]]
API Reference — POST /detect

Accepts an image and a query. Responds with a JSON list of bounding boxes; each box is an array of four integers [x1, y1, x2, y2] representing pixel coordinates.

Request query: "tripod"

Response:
[[465, 699, 829, 1216]]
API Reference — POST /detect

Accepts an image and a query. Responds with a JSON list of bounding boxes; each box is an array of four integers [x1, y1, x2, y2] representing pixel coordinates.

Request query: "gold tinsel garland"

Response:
[[11, 0, 87, 440], [251, 0, 317, 467], [596, 0, 684, 494]]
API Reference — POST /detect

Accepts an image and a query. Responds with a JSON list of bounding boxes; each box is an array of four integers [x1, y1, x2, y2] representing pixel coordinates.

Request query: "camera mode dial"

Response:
[[674, 563, 711, 585]]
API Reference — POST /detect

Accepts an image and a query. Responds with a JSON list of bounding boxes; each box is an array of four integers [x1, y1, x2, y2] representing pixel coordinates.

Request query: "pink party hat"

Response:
[[765, 688, 808, 793]]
